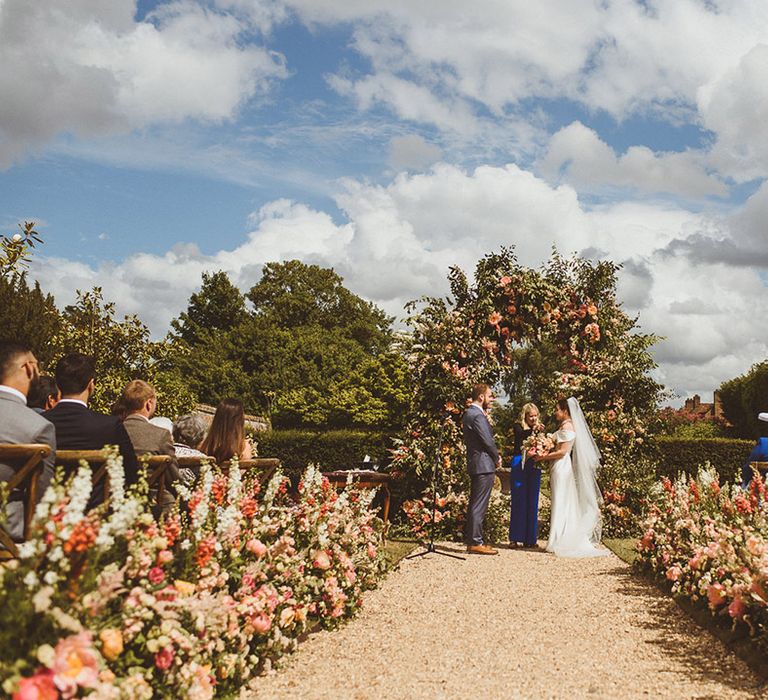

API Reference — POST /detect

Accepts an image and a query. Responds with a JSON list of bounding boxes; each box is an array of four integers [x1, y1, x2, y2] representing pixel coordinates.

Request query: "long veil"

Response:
[[567, 397, 604, 545]]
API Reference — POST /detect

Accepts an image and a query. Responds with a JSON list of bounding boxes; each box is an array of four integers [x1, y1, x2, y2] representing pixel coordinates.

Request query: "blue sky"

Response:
[[2, 0, 768, 402]]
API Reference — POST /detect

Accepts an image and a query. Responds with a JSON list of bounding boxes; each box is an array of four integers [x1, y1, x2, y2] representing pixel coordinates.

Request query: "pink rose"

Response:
[[148, 567, 165, 585], [157, 549, 174, 565], [51, 632, 100, 696], [251, 613, 271, 634], [313, 550, 332, 570], [155, 646, 175, 671], [665, 565, 682, 582], [247, 539, 267, 558], [13, 670, 57, 700]]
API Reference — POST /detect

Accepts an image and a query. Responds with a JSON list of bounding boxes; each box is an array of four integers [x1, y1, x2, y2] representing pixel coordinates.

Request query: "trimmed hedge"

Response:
[[653, 436, 754, 482], [254, 429, 394, 480]]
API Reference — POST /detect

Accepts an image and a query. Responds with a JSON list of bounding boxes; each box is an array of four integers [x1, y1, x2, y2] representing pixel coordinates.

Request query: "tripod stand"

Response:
[[406, 414, 466, 561]]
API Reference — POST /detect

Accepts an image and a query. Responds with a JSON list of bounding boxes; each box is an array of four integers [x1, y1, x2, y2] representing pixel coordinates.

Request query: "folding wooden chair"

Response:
[[221, 458, 281, 490], [0, 443, 52, 558]]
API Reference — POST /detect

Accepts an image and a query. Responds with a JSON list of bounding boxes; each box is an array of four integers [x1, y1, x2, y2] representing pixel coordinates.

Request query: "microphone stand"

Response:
[[407, 412, 466, 561]]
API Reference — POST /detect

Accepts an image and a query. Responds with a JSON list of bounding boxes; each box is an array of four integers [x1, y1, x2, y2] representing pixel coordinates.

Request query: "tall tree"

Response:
[[719, 361, 768, 438]]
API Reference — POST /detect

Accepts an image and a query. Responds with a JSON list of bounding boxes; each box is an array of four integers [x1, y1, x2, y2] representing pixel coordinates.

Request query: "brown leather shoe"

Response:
[[466, 544, 499, 555]]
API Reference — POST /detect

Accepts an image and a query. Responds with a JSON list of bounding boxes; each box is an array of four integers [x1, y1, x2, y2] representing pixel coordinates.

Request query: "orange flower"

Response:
[[99, 629, 123, 662], [488, 311, 502, 326]]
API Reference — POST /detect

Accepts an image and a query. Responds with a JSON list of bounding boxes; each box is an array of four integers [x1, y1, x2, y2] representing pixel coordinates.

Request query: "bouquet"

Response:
[[522, 428, 555, 466]]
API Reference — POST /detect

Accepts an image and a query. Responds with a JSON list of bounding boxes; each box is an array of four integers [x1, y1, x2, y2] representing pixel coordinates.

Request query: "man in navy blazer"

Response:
[[44, 353, 139, 508], [462, 383, 500, 554]]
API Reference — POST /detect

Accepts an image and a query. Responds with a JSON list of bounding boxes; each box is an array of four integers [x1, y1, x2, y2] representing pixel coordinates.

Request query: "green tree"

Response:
[[719, 361, 768, 438], [171, 270, 248, 344], [0, 222, 43, 280], [53, 288, 196, 417], [0, 274, 62, 367]]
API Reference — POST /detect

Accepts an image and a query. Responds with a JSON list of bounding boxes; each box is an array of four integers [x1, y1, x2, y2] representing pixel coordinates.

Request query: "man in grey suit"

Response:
[[462, 383, 500, 555], [0, 341, 55, 542], [120, 379, 179, 515]]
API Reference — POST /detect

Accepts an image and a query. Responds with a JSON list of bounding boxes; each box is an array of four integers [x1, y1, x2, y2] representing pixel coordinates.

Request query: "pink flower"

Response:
[[498, 276, 512, 287], [155, 646, 175, 671], [251, 613, 271, 634], [13, 670, 57, 700], [247, 539, 267, 558], [728, 595, 747, 620], [157, 549, 173, 565], [367, 543, 377, 560], [148, 567, 165, 585], [665, 565, 682, 582], [313, 550, 332, 570], [51, 632, 100, 696]]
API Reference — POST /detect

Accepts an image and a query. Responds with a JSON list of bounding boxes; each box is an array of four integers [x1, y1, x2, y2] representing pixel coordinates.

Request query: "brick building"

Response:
[[683, 392, 726, 421]]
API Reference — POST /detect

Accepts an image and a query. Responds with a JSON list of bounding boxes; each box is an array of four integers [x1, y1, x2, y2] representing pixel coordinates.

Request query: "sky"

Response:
[[2, 0, 768, 405]]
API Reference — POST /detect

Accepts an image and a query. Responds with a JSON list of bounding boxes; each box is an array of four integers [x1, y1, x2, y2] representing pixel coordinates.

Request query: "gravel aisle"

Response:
[[246, 544, 763, 699]]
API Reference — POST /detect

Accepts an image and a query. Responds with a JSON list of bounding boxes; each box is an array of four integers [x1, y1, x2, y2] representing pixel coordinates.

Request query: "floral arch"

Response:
[[392, 249, 664, 535]]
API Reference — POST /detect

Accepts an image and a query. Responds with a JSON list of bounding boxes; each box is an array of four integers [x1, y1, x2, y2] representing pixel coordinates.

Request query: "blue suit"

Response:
[[741, 437, 768, 488], [462, 404, 499, 545]]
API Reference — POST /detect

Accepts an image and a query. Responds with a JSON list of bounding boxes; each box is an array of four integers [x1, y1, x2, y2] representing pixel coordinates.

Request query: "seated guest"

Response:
[[120, 380, 180, 514], [0, 341, 56, 544], [44, 353, 139, 507], [199, 398, 253, 464], [741, 412, 768, 488], [172, 413, 208, 487], [27, 375, 60, 414]]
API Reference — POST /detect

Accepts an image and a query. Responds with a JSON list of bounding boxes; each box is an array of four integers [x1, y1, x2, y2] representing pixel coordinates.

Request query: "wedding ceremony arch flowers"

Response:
[[1, 450, 388, 699]]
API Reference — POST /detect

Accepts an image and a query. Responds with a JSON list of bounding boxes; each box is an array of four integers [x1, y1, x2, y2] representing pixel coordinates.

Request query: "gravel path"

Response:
[[246, 543, 763, 699]]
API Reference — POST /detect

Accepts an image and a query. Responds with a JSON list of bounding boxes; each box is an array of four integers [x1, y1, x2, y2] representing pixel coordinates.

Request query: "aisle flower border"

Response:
[[1, 449, 388, 699]]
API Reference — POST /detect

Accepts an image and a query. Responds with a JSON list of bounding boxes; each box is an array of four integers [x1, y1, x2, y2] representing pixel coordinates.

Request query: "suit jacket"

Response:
[[44, 401, 139, 506], [0, 391, 56, 542], [462, 403, 500, 476], [122, 414, 180, 485], [741, 437, 768, 486]]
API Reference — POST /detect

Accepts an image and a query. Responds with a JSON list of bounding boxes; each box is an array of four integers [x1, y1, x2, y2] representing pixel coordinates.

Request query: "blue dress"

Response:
[[741, 437, 768, 488], [509, 424, 541, 546]]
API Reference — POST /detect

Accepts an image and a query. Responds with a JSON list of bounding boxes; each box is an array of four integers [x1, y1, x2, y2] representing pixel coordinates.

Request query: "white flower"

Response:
[[11, 233, 21, 242], [43, 570, 58, 585], [36, 643, 55, 666], [17, 540, 38, 559], [32, 585, 53, 612], [23, 571, 39, 588]]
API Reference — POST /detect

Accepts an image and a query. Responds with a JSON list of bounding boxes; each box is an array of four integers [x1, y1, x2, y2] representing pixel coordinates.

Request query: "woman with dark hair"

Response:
[[534, 397, 607, 557], [199, 398, 253, 464]]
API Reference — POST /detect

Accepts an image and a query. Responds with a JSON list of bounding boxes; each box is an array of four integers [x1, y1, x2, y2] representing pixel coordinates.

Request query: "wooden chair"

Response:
[[323, 470, 392, 524], [221, 458, 281, 489], [0, 443, 52, 558], [57, 450, 173, 513]]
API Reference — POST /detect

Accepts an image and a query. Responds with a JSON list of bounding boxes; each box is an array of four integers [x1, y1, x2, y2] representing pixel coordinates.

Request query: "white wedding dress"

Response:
[[546, 398, 608, 558]]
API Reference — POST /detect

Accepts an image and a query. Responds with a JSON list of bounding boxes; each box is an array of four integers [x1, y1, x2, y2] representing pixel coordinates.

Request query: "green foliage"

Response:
[[653, 436, 754, 483], [52, 288, 196, 417], [0, 221, 43, 279], [172, 262, 410, 430], [255, 429, 394, 480], [0, 274, 62, 367], [718, 361, 768, 438], [171, 270, 248, 344]]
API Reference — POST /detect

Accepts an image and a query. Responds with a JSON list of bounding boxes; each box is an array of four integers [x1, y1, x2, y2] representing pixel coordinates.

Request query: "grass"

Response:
[[603, 537, 639, 565], [383, 537, 419, 566]]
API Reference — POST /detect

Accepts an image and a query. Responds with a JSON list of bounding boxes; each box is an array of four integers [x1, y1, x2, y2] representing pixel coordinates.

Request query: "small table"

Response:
[[323, 470, 391, 523]]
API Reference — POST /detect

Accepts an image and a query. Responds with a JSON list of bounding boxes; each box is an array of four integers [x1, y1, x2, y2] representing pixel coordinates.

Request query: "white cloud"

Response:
[[388, 135, 442, 170], [0, 0, 287, 166], [27, 163, 768, 403], [538, 122, 727, 198]]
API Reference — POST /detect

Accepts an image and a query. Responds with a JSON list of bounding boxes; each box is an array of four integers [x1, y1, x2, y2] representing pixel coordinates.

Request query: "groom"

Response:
[[462, 384, 500, 555]]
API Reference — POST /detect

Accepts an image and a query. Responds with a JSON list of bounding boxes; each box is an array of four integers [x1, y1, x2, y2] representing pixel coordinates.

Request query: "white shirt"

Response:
[[57, 398, 88, 408], [0, 385, 27, 404]]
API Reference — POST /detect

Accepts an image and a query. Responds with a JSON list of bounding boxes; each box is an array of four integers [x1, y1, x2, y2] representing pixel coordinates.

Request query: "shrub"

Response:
[[653, 437, 754, 483], [254, 429, 394, 481]]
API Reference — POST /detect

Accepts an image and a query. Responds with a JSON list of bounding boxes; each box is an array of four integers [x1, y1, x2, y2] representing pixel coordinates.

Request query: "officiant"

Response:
[[509, 402, 542, 548]]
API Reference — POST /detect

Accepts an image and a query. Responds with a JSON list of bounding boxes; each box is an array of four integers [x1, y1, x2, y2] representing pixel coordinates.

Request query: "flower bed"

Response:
[[637, 465, 768, 655], [1, 449, 387, 698]]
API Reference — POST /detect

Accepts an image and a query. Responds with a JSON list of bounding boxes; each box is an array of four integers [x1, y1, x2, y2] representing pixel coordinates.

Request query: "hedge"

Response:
[[254, 429, 394, 481], [653, 436, 754, 482]]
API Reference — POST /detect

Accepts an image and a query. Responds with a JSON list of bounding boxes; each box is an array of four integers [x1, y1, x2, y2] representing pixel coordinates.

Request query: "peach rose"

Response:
[[98, 629, 123, 662], [313, 550, 332, 570], [247, 539, 267, 558], [51, 632, 100, 696]]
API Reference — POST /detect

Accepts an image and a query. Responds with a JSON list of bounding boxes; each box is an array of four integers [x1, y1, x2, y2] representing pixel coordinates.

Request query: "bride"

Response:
[[533, 397, 608, 558]]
